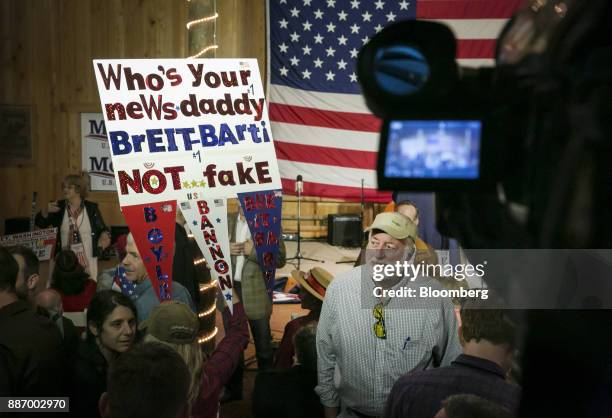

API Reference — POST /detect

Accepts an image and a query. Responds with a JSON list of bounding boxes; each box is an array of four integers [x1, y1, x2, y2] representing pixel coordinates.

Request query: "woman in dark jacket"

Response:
[[35, 173, 110, 280], [71, 290, 137, 418]]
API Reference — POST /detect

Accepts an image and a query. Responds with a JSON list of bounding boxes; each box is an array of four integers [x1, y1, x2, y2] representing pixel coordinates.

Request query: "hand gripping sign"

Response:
[[93, 59, 281, 303], [238, 190, 283, 299]]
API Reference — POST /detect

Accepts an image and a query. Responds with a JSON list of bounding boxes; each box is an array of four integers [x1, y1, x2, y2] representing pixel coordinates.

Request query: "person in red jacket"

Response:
[[51, 250, 97, 312], [140, 293, 249, 418]]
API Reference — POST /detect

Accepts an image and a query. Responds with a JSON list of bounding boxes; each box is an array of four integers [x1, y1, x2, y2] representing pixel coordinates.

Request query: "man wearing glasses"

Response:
[[316, 212, 461, 418]]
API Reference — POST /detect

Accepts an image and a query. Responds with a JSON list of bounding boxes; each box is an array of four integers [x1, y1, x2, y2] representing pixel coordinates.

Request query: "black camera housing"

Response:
[[357, 21, 516, 193]]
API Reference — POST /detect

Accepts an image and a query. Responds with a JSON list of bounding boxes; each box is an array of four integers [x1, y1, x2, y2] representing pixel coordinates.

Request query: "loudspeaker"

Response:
[[5, 217, 30, 234], [327, 214, 363, 247]]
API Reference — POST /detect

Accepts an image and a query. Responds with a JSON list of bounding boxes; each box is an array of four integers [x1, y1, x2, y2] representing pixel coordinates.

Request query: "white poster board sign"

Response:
[[92, 59, 281, 206], [0, 228, 58, 261]]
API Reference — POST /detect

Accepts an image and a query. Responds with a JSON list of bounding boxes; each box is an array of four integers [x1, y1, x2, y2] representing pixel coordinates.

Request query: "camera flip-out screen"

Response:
[[379, 119, 487, 191]]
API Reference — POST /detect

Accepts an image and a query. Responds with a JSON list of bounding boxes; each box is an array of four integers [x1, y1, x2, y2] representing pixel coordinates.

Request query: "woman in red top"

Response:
[[51, 250, 97, 312]]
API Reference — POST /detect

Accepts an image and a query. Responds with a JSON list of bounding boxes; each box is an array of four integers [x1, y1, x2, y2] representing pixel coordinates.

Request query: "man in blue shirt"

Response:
[[122, 233, 195, 323]]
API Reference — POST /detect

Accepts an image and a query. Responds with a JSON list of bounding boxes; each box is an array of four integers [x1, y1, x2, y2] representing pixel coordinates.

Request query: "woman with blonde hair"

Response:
[[35, 173, 111, 280], [140, 295, 249, 418]]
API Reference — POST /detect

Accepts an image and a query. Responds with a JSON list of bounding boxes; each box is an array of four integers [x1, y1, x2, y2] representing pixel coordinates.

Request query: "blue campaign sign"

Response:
[[237, 189, 283, 298]]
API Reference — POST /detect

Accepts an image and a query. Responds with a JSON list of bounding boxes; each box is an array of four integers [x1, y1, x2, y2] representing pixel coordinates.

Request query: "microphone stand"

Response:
[[287, 175, 325, 270]]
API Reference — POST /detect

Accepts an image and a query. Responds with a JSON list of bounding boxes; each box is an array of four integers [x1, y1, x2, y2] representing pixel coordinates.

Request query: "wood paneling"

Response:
[[0, 0, 188, 233], [217, 0, 267, 84], [0, 0, 384, 234]]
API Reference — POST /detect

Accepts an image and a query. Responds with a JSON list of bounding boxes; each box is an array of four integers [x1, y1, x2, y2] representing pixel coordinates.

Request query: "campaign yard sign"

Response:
[[0, 228, 58, 261], [81, 113, 115, 191]]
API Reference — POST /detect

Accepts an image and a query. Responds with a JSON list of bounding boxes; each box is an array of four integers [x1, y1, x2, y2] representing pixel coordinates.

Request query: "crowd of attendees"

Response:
[[0, 195, 522, 418]]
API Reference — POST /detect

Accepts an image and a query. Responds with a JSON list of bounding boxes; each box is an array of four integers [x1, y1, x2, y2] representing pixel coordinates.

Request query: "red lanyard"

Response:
[[67, 204, 82, 224], [67, 204, 85, 239]]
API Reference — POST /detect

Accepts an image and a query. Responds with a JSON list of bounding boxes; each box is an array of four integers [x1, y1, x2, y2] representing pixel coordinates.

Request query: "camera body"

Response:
[[358, 4, 612, 415], [358, 21, 531, 198], [358, 1, 612, 248]]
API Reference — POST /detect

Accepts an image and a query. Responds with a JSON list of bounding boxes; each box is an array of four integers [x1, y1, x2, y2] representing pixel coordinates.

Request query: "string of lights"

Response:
[[189, 45, 219, 59], [186, 12, 218, 30], [186, 1, 218, 59], [198, 303, 217, 318], [199, 280, 218, 292], [198, 326, 219, 344], [186, 0, 219, 349]]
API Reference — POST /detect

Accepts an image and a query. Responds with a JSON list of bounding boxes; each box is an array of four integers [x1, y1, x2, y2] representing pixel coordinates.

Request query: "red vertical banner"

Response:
[[121, 201, 177, 301]]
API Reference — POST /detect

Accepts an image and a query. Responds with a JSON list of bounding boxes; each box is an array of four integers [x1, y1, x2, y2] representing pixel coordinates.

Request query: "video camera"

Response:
[[357, 20, 506, 193], [357, 2, 612, 416], [357, 0, 612, 249]]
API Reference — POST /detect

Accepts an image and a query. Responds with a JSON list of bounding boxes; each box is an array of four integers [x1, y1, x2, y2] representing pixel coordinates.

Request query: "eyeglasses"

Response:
[[373, 302, 387, 339]]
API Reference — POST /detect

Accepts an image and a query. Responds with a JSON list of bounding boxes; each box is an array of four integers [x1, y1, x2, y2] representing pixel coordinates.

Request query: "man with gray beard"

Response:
[[316, 212, 461, 418]]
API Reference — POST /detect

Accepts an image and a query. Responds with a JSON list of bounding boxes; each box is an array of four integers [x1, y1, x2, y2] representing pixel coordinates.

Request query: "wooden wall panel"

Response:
[[217, 0, 267, 83], [0, 0, 384, 235], [0, 0, 189, 234]]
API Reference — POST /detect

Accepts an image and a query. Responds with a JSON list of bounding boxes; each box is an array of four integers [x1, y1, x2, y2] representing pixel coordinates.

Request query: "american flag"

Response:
[[267, 0, 522, 202], [114, 265, 137, 299]]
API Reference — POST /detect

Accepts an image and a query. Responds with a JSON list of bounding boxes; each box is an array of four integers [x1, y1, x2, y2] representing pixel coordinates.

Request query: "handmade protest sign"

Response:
[[237, 189, 283, 298], [180, 198, 234, 312], [121, 201, 176, 301], [93, 59, 282, 303], [92, 59, 281, 205]]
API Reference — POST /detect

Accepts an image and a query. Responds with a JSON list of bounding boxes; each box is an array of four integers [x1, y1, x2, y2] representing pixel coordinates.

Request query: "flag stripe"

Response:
[[428, 18, 508, 39], [275, 141, 377, 170], [272, 122, 380, 152], [416, 0, 523, 19], [457, 40, 496, 59], [457, 58, 495, 67], [269, 60, 496, 115], [270, 84, 370, 114], [269, 102, 382, 132], [279, 159, 379, 189], [282, 178, 391, 203]]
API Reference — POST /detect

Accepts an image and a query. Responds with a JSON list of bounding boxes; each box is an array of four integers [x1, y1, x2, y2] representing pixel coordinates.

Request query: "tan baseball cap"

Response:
[[139, 301, 199, 344], [365, 212, 417, 242]]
